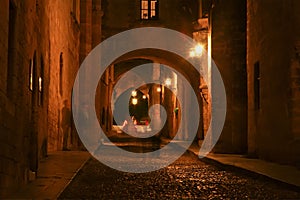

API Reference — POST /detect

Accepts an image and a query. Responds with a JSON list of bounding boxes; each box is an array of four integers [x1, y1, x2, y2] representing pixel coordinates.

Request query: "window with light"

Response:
[[141, 0, 159, 20]]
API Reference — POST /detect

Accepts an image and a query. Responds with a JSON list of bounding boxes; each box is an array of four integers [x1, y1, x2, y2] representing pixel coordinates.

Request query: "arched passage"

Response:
[[96, 49, 205, 141], [113, 88, 149, 124]]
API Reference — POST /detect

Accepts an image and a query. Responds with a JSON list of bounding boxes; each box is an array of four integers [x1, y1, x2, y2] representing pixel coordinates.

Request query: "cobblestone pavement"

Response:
[[59, 139, 300, 199]]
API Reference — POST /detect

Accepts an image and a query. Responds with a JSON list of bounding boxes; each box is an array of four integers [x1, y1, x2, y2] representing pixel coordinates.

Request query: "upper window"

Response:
[[141, 0, 159, 20]]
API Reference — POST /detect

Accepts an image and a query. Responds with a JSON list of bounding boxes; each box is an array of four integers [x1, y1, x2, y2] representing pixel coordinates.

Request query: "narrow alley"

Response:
[[2, 0, 300, 199]]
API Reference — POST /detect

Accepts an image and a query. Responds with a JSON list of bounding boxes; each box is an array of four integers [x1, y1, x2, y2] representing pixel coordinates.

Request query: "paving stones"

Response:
[[59, 144, 300, 199]]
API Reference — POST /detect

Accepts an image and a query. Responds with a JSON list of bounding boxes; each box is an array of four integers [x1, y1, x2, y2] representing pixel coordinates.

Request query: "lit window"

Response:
[[38, 56, 44, 106], [141, 0, 158, 20], [38, 77, 42, 92], [29, 59, 33, 91]]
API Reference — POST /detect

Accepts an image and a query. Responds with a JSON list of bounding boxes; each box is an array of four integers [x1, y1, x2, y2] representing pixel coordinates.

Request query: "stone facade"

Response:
[[207, 0, 300, 164], [0, 0, 93, 196], [101, 0, 199, 40], [247, 0, 300, 165], [209, 0, 248, 153], [47, 0, 80, 152], [100, 0, 203, 140], [0, 0, 50, 195]]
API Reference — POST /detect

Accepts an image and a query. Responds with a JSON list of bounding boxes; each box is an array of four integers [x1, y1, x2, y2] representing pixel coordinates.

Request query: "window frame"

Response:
[[140, 0, 159, 20]]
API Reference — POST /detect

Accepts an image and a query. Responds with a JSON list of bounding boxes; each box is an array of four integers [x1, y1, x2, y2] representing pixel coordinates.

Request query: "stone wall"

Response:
[[47, 0, 80, 152], [210, 0, 248, 153], [0, 0, 81, 196], [101, 0, 198, 40], [0, 1, 9, 91], [79, 0, 104, 134], [289, 0, 300, 145], [247, 0, 300, 165], [0, 0, 45, 195]]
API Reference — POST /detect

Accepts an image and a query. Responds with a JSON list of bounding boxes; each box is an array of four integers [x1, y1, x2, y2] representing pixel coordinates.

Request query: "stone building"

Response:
[[208, 0, 247, 153], [0, 0, 101, 196], [99, 0, 204, 140], [206, 0, 300, 165]]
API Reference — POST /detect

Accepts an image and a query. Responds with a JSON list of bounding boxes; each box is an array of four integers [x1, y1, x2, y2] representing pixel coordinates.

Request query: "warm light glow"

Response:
[[142, 95, 147, 99], [38, 77, 42, 92], [189, 51, 196, 57], [156, 87, 161, 92], [29, 60, 33, 91], [131, 90, 137, 97], [141, 0, 158, 19], [30, 77, 33, 91], [195, 44, 204, 55], [190, 44, 204, 57], [165, 78, 171, 86], [132, 98, 138, 105]]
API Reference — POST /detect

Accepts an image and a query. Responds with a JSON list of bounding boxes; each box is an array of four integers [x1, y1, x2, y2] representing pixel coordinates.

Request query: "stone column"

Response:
[[151, 63, 161, 132]]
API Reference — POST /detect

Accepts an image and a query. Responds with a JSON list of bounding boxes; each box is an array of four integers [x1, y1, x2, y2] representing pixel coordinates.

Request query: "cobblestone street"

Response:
[[59, 139, 300, 199]]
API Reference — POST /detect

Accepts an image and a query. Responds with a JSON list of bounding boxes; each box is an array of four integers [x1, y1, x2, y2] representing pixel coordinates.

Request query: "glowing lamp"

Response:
[[132, 98, 138, 105]]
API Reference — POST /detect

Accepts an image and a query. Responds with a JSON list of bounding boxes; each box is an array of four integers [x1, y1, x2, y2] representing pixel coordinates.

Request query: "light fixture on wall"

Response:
[[195, 44, 203, 55], [189, 44, 204, 57], [165, 78, 171, 86], [132, 98, 138, 105], [156, 87, 161, 92], [189, 51, 196, 57], [131, 90, 137, 97]]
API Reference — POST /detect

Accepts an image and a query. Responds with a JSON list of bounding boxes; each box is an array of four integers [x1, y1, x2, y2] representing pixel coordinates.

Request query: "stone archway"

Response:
[[96, 49, 204, 141]]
